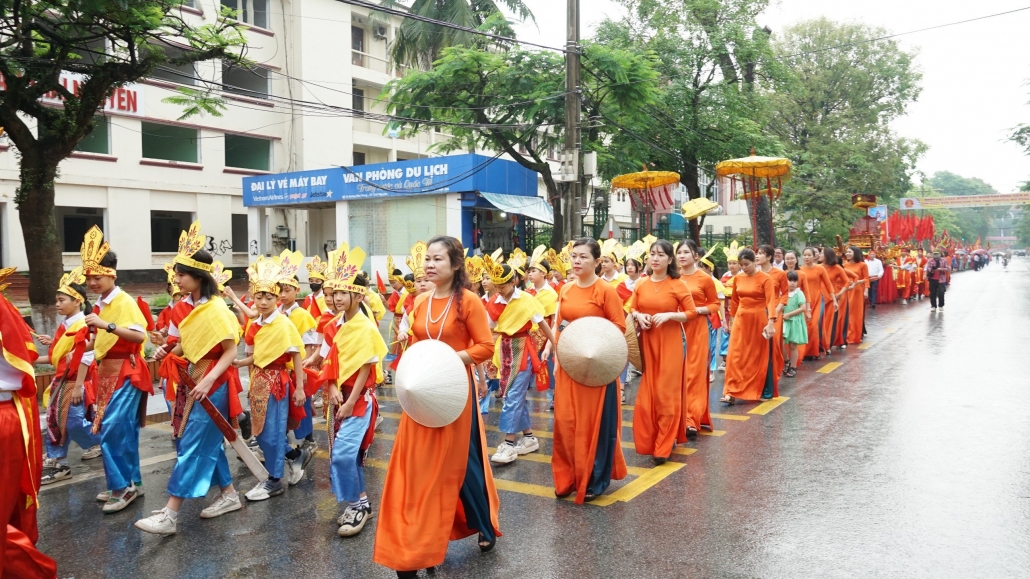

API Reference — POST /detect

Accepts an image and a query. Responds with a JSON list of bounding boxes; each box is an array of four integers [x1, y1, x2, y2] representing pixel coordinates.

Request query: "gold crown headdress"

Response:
[[386, 255, 404, 285], [57, 267, 86, 303], [329, 243, 367, 295], [700, 244, 719, 270], [624, 240, 648, 266], [465, 255, 485, 282], [172, 221, 213, 273], [723, 240, 741, 263], [0, 267, 15, 293], [528, 245, 550, 274], [641, 234, 657, 247], [80, 225, 117, 276], [483, 254, 514, 285], [275, 249, 304, 289], [249, 256, 283, 295], [407, 241, 427, 280], [212, 261, 232, 292], [306, 256, 328, 282], [555, 243, 572, 274], [508, 248, 528, 276], [601, 238, 624, 265], [322, 249, 340, 292]]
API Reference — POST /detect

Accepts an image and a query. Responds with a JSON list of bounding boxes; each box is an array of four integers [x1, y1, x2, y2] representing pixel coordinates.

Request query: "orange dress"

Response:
[[628, 277, 696, 459], [764, 267, 788, 395], [824, 265, 857, 347], [801, 264, 832, 357], [552, 279, 628, 503], [843, 261, 869, 345], [681, 270, 719, 431], [723, 272, 778, 401], [373, 290, 500, 572]]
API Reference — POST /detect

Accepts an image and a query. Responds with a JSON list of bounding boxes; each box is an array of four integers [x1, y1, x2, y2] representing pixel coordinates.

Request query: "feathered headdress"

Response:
[[624, 240, 648, 266], [601, 238, 624, 265], [407, 241, 427, 279], [699, 244, 720, 270], [306, 256, 328, 282], [80, 225, 116, 276], [172, 221, 213, 273], [528, 245, 550, 274], [490, 247, 504, 262], [329, 243, 367, 295], [212, 261, 232, 292], [483, 253, 514, 285], [57, 267, 86, 303], [276, 249, 304, 289], [723, 240, 741, 263], [249, 256, 283, 295]]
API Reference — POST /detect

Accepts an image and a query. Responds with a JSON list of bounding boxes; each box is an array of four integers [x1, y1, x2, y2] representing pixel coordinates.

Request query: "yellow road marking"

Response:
[[816, 362, 842, 373], [884, 327, 898, 334], [748, 396, 790, 415], [379, 395, 552, 418], [710, 413, 750, 421], [487, 448, 650, 476], [603, 462, 686, 503], [857, 342, 873, 350], [622, 420, 725, 437]]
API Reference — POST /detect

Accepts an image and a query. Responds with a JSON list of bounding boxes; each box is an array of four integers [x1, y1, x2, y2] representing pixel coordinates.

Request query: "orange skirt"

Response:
[[723, 306, 775, 401], [683, 317, 713, 431], [845, 288, 865, 344], [804, 296, 823, 358], [633, 321, 688, 458]]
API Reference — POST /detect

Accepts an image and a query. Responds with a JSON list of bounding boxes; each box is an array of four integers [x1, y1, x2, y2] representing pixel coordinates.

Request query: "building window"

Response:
[[150, 46, 197, 86], [56, 207, 103, 252], [142, 122, 199, 163], [151, 211, 193, 252], [353, 152, 366, 166], [222, 0, 267, 29], [225, 134, 270, 171], [232, 214, 248, 252], [352, 87, 365, 116], [75, 117, 110, 155], [352, 26, 365, 62], [223, 62, 269, 98]]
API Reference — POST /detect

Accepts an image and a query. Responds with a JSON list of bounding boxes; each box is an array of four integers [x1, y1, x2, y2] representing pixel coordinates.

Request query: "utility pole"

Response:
[[564, 0, 581, 240]]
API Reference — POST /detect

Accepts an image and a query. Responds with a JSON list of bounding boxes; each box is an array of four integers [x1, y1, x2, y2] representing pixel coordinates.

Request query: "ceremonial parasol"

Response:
[[715, 154, 792, 247], [611, 168, 680, 236]]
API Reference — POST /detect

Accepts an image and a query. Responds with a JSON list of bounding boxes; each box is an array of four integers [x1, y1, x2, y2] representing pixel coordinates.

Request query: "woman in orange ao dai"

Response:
[[675, 240, 720, 436], [721, 248, 779, 404], [629, 240, 696, 464], [800, 248, 833, 360], [842, 246, 869, 345], [821, 247, 858, 352], [552, 238, 628, 503], [373, 236, 500, 578]]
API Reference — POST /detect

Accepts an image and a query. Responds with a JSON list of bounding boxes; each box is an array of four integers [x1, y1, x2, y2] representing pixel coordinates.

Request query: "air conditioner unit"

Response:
[[373, 25, 387, 40]]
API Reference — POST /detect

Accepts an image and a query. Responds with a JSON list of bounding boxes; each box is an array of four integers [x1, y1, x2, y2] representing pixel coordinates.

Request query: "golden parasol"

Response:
[[611, 168, 681, 236], [714, 154, 792, 247]]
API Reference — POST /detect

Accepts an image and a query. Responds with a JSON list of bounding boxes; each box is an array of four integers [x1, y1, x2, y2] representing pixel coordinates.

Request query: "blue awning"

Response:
[[479, 192, 554, 224]]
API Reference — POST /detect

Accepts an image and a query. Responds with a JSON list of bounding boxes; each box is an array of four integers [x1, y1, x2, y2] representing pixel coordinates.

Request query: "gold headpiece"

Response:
[[57, 267, 86, 303], [528, 245, 550, 273], [625, 240, 648, 266], [212, 261, 232, 292], [328, 243, 367, 295], [387, 255, 404, 285], [465, 255, 485, 282], [508, 248, 528, 276], [306, 256, 328, 282], [723, 240, 741, 263], [275, 249, 304, 289], [601, 238, 625, 265], [172, 221, 213, 273], [555, 243, 572, 274], [483, 254, 514, 285], [249, 256, 283, 295], [490, 247, 504, 263], [641, 234, 658, 247], [700, 244, 719, 270], [407, 241, 427, 280], [80, 225, 117, 276], [322, 249, 340, 292], [0, 267, 15, 293]]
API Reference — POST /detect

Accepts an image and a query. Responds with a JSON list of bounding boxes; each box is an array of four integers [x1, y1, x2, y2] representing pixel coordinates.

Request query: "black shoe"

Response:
[[686, 426, 698, 438], [238, 411, 252, 440], [651, 456, 667, 465], [337, 505, 373, 537], [41, 464, 72, 485], [478, 532, 496, 552]]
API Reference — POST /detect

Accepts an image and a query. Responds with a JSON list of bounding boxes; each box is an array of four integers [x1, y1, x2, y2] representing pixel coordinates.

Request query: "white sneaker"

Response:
[[513, 436, 539, 456], [313, 397, 324, 409], [246, 478, 285, 501], [490, 443, 518, 464], [337, 504, 372, 537], [286, 459, 305, 486], [135, 508, 177, 535], [102, 484, 140, 513], [337, 505, 357, 526], [200, 491, 242, 518], [42, 457, 59, 469], [375, 415, 384, 430], [97, 482, 144, 502], [82, 445, 102, 460], [930, 307, 937, 312]]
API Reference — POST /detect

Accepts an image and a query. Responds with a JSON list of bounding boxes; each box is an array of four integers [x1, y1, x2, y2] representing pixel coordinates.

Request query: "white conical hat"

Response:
[[556, 317, 628, 387], [395, 339, 469, 427]]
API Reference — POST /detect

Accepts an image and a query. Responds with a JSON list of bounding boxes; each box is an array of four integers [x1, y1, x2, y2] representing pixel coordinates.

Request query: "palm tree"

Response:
[[379, 0, 535, 70]]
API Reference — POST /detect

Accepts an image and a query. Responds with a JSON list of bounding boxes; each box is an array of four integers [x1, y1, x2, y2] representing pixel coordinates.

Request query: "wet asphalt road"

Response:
[[37, 258, 1030, 578]]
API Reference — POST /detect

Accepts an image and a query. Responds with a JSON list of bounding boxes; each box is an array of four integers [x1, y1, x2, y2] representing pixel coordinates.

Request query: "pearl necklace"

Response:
[[425, 288, 456, 341]]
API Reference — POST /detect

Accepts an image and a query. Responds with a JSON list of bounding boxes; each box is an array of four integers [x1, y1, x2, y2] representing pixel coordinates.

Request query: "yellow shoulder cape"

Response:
[[254, 314, 304, 369], [333, 312, 388, 384], [51, 318, 87, 365], [179, 298, 241, 364], [532, 285, 558, 317], [94, 291, 146, 360], [287, 306, 317, 336], [493, 292, 544, 336]]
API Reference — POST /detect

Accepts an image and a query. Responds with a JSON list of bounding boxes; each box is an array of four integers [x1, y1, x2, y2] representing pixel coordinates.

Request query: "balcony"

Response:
[[351, 50, 409, 79]]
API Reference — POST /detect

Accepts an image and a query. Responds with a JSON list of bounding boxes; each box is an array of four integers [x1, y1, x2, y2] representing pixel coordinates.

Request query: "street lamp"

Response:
[[592, 192, 609, 240], [657, 214, 670, 240]]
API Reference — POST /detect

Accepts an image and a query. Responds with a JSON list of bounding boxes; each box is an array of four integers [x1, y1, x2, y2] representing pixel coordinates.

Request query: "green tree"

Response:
[[378, 0, 534, 69], [595, 0, 784, 244], [0, 0, 247, 321], [381, 43, 661, 247], [767, 18, 925, 246]]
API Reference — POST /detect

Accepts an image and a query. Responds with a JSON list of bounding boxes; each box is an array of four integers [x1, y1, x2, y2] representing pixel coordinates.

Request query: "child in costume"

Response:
[[276, 250, 320, 467], [781, 271, 809, 377], [36, 268, 102, 485]]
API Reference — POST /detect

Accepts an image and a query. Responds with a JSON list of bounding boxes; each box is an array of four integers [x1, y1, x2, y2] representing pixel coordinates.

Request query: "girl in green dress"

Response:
[[782, 271, 808, 377]]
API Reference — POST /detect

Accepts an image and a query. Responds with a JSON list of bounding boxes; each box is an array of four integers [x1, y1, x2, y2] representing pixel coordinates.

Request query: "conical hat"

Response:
[[624, 314, 644, 372], [395, 339, 469, 427], [556, 317, 628, 387]]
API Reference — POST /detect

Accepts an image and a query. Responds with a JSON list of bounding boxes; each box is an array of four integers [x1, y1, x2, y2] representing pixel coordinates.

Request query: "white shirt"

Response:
[[488, 288, 545, 329], [62, 311, 95, 365], [280, 302, 319, 345], [772, 260, 786, 270], [319, 313, 379, 364], [245, 309, 299, 355], [96, 286, 146, 334], [0, 354, 24, 393], [866, 258, 884, 279], [624, 277, 638, 292]]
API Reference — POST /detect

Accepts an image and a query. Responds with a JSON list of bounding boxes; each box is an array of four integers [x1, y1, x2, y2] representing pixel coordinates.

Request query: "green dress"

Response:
[[782, 289, 808, 345]]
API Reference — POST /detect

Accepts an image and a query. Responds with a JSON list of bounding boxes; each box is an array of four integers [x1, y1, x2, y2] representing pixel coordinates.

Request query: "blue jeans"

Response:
[[45, 401, 100, 464], [498, 367, 534, 435]]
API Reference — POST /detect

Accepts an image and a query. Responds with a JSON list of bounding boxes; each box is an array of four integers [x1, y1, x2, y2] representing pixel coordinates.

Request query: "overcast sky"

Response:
[[509, 0, 1030, 193]]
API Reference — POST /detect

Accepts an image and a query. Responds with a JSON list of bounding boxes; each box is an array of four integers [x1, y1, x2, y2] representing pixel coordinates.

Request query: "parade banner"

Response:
[[899, 192, 1030, 210]]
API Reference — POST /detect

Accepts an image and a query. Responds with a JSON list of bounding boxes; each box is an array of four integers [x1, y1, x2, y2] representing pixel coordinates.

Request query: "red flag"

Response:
[[136, 296, 155, 331], [376, 272, 387, 295]]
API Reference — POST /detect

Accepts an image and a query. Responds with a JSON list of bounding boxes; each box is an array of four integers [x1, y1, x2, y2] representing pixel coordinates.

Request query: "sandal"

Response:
[[478, 533, 496, 553], [785, 368, 797, 378], [686, 426, 698, 438], [554, 489, 572, 499], [719, 395, 735, 405], [583, 493, 598, 503]]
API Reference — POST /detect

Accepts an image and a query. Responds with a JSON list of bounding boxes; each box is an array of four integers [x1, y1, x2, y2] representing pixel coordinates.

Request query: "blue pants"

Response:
[[330, 409, 372, 502], [619, 363, 630, 386], [719, 329, 730, 357], [498, 366, 533, 435], [479, 379, 499, 414], [45, 401, 100, 464], [100, 381, 143, 492], [587, 381, 620, 497], [167, 382, 234, 499], [293, 397, 314, 440], [459, 388, 495, 542], [545, 358, 555, 405], [256, 394, 288, 480], [708, 322, 718, 373]]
